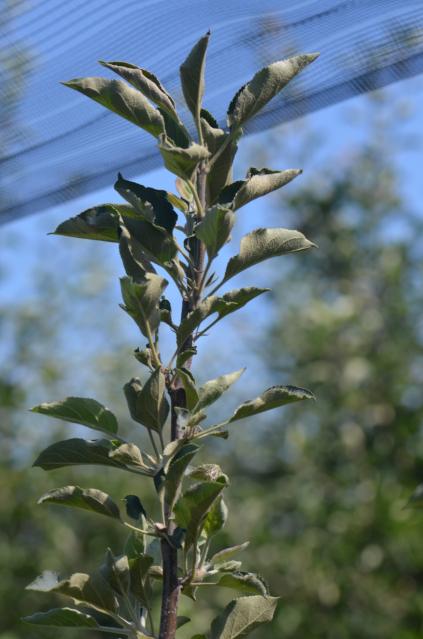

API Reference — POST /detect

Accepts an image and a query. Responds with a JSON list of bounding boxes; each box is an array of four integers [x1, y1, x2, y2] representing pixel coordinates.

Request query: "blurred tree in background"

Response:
[[1, 89, 423, 638], [220, 98, 423, 638]]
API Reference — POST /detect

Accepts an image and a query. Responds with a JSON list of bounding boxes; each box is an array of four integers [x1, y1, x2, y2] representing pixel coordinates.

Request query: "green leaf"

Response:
[[164, 443, 200, 510], [219, 168, 302, 210], [124, 530, 145, 558], [31, 397, 118, 436], [174, 480, 227, 550], [27, 570, 119, 614], [33, 438, 154, 475], [223, 227, 316, 283], [100, 549, 130, 595], [210, 595, 279, 639], [99, 60, 176, 115], [195, 205, 235, 260], [209, 542, 250, 566], [196, 368, 245, 411], [177, 616, 191, 629], [203, 496, 228, 537], [180, 32, 210, 125], [128, 554, 154, 603], [227, 53, 319, 129], [177, 288, 269, 347], [124, 216, 179, 266], [23, 608, 99, 628], [201, 120, 239, 204], [159, 135, 210, 180], [120, 274, 168, 338], [188, 463, 227, 483], [115, 173, 177, 232], [124, 369, 169, 433], [159, 107, 192, 148], [63, 77, 164, 137], [108, 442, 154, 470], [119, 225, 154, 283], [176, 347, 197, 368], [230, 385, 315, 422], [51, 204, 131, 242], [176, 368, 200, 410], [216, 572, 268, 596], [38, 486, 121, 521]]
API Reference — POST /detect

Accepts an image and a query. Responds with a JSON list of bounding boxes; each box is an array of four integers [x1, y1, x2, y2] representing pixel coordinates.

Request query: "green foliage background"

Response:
[[1, 90, 422, 637]]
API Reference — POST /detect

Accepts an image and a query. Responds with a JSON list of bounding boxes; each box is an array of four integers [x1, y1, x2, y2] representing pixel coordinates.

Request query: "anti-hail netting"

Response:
[[1, 0, 423, 224]]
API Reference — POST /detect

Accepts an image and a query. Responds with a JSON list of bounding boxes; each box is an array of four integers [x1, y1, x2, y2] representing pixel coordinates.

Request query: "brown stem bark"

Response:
[[158, 165, 208, 639]]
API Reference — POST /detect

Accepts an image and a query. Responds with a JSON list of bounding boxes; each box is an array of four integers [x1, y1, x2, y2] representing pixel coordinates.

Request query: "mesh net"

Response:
[[1, 0, 423, 223]]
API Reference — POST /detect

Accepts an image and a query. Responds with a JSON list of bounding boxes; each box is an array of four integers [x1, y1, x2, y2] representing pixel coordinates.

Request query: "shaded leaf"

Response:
[[33, 438, 154, 475], [176, 347, 197, 368], [27, 570, 118, 614], [129, 554, 154, 603], [196, 368, 244, 411], [180, 32, 210, 124], [100, 549, 130, 595], [201, 121, 239, 204], [177, 616, 191, 629], [125, 369, 169, 432], [406, 484, 423, 508], [63, 77, 164, 136], [115, 173, 177, 232], [23, 608, 99, 628], [223, 227, 316, 283], [164, 442, 200, 509], [38, 486, 121, 520], [219, 168, 302, 210], [119, 225, 154, 283], [230, 385, 315, 422], [108, 442, 153, 470], [216, 572, 268, 596], [159, 135, 210, 180], [227, 53, 319, 128], [99, 60, 176, 115], [210, 595, 279, 639], [195, 205, 235, 260], [174, 480, 227, 550], [120, 274, 168, 338], [177, 368, 200, 410], [31, 397, 118, 436], [203, 496, 228, 537], [123, 495, 147, 520]]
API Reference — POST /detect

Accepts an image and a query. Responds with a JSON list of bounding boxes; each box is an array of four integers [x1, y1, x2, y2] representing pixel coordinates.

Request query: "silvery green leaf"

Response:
[[159, 135, 210, 180], [230, 385, 315, 422], [31, 397, 118, 436], [196, 368, 245, 411], [216, 572, 268, 596], [209, 542, 250, 566], [32, 438, 154, 475], [37, 486, 121, 520], [201, 120, 239, 204], [210, 595, 279, 639], [195, 205, 235, 260], [164, 442, 200, 510], [51, 204, 131, 242], [180, 32, 210, 124], [219, 168, 302, 210], [99, 60, 176, 115], [22, 608, 100, 628], [63, 77, 164, 137], [100, 549, 130, 595], [177, 287, 268, 347], [223, 227, 316, 283], [227, 53, 319, 129]]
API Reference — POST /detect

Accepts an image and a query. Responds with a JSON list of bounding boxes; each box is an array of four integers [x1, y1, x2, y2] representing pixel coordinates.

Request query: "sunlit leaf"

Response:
[[223, 228, 316, 283], [230, 385, 315, 422], [195, 205, 235, 260], [159, 135, 210, 180], [196, 369, 245, 411], [180, 32, 210, 124], [203, 496, 228, 537], [227, 53, 319, 129], [210, 595, 279, 639], [216, 572, 268, 596], [63, 77, 164, 136], [209, 542, 250, 566], [38, 486, 121, 520], [219, 168, 302, 210], [174, 480, 227, 550], [31, 397, 118, 436]]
